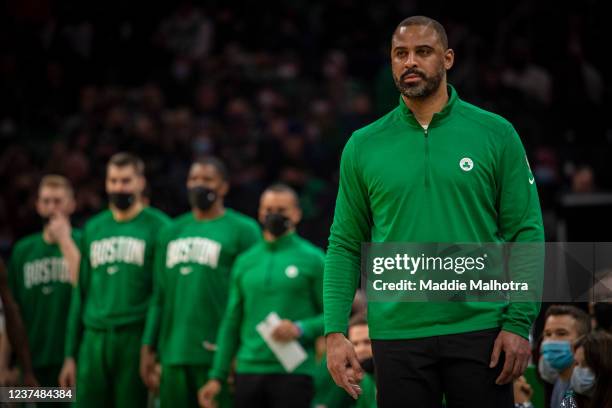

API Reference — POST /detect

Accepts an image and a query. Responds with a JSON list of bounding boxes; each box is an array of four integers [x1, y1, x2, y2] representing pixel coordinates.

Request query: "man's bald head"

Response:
[[393, 16, 448, 50]]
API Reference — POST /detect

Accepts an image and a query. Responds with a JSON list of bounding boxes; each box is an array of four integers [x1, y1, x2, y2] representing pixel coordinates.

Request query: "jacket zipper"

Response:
[[424, 127, 430, 188], [265, 251, 273, 289]]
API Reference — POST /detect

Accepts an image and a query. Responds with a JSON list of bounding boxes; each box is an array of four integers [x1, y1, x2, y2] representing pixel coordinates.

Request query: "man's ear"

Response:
[[219, 180, 230, 197], [35, 196, 44, 216], [292, 207, 303, 226], [444, 48, 455, 70], [139, 176, 147, 193], [66, 198, 76, 215]]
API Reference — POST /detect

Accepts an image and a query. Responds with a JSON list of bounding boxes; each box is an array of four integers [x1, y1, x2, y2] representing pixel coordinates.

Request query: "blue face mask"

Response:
[[570, 366, 595, 396], [541, 340, 574, 370]]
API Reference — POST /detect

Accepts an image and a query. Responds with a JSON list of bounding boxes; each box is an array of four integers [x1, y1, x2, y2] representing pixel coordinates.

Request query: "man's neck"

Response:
[[263, 228, 294, 242], [402, 81, 449, 127], [111, 201, 144, 222], [193, 202, 225, 221]]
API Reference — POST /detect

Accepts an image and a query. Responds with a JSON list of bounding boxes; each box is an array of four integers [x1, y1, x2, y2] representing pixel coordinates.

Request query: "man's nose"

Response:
[[119, 182, 132, 192], [404, 52, 417, 68]]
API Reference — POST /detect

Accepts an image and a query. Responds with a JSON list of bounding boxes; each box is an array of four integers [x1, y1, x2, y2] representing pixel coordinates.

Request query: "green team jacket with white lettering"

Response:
[[324, 84, 544, 340], [209, 232, 325, 380], [65, 207, 171, 358], [142, 209, 261, 365], [8, 230, 81, 367]]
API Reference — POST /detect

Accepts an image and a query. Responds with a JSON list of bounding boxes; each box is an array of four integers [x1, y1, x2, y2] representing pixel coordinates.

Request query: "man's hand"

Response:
[[490, 330, 531, 385], [152, 363, 161, 390], [47, 214, 72, 244], [140, 345, 159, 391], [58, 358, 76, 388], [271, 320, 300, 342], [198, 379, 221, 408], [326, 333, 363, 399], [0, 366, 20, 386], [47, 214, 80, 284], [513, 375, 533, 404]]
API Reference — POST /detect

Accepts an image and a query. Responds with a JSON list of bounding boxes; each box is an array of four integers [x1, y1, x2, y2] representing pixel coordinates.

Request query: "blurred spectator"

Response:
[[156, 3, 214, 59], [571, 166, 596, 194], [501, 38, 552, 107], [590, 302, 612, 334], [561, 332, 612, 408], [539, 305, 591, 408]]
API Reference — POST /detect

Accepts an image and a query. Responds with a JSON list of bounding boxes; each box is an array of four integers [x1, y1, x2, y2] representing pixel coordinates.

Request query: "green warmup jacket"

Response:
[[324, 84, 544, 340], [8, 230, 81, 367], [142, 209, 261, 365], [65, 207, 171, 358], [209, 232, 325, 380]]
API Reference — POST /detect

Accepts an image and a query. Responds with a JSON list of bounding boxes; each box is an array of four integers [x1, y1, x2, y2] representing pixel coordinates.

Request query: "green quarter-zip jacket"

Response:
[[142, 209, 261, 365], [324, 85, 544, 340], [209, 232, 325, 380], [65, 207, 171, 358], [8, 230, 81, 367]]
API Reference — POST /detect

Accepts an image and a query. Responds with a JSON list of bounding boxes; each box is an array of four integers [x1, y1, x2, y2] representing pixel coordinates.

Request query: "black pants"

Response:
[[234, 373, 314, 408], [372, 328, 513, 408]]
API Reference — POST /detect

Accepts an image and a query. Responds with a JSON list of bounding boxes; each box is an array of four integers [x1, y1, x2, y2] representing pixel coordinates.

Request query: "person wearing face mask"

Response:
[[561, 331, 612, 408], [58, 153, 171, 407], [198, 184, 325, 408], [140, 157, 260, 407], [6, 175, 80, 398], [538, 305, 591, 408]]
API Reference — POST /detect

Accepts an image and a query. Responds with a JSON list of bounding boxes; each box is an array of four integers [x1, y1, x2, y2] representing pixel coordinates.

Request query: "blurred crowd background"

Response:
[[1, 0, 610, 256]]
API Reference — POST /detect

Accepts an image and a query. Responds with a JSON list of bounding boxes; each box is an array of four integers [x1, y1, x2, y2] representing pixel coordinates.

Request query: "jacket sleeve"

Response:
[[209, 258, 244, 381], [142, 231, 167, 347], [496, 123, 545, 339], [296, 250, 325, 341], [64, 231, 89, 359], [238, 219, 261, 253], [324, 136, 371, 335]]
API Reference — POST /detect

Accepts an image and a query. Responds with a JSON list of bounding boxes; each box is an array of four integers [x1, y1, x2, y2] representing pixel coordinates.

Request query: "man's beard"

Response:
[[394, 65, 445, 98]]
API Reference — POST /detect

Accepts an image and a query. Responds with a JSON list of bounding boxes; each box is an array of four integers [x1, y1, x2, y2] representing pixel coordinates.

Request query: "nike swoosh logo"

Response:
[[42, 286, 54, 295], [529, 177, 535, 185], [180, 267, 192, 275], [107, 266, 119, 275]]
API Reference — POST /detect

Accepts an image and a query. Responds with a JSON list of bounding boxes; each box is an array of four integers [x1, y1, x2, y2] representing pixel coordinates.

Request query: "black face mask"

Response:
[[263, 213, 291, 237], [188, 186, 217, 211], [108, 192, 135, 211]]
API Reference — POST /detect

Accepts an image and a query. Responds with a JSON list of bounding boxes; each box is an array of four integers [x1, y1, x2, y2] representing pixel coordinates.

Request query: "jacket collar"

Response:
[[398, 84, 459, 129], [264, 231, 298, 250]]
